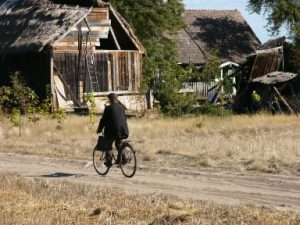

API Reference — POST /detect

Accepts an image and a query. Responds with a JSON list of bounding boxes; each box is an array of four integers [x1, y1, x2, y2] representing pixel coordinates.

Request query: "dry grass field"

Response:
[[1, 172, 299, 225], [1, 114, 300, 224], [0, 114, 299, 175]]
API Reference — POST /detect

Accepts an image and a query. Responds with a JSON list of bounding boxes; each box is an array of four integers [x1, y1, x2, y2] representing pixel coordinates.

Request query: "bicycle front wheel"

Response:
[[120, 143, 137, 178], [93, 148, 110, 176]]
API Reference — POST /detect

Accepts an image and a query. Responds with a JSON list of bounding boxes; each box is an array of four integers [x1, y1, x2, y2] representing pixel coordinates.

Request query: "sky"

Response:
[[183, 0, 289, 43]]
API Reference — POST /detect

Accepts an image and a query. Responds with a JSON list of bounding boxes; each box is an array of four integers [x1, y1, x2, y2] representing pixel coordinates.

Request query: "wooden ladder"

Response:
[[82, 33, 100, 93]]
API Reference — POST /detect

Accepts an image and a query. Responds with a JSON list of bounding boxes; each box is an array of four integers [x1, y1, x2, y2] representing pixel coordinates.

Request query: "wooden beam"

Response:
[[84, 18, 91, 32], [52, 7, 93, 46], [53, 63, 81, 107], [110, 27, 121, 50], [273, 86, 295, 114], [50, 56, 57, 111], [107, 60, 112, 91]]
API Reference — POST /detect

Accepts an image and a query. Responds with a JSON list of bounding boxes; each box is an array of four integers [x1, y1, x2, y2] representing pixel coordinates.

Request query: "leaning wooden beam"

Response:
[[109, 27, 121, 50], [109, 6, 145, 54], [207, 83, 220, 92], [84, 18, 91, 32], [53, 63, 81, 107], [273, 86, 295, 114]]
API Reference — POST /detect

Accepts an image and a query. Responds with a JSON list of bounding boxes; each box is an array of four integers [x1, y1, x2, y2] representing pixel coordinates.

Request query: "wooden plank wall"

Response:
[[250, 51, 281, 79], [53, 7, 111, 51], [182, 81, 217, 98], [53, 51, 141, 100]]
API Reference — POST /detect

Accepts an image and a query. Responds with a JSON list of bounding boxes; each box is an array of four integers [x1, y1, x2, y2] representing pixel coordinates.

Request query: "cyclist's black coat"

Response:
[[97, 103, 129, 139]]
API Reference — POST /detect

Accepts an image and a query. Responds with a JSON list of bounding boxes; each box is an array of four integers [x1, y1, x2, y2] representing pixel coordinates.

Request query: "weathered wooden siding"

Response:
[[182, 81, 217, 98], [53, 51, 141, 100], [53, 7, 111, 51], [249, 48, 283, 80]]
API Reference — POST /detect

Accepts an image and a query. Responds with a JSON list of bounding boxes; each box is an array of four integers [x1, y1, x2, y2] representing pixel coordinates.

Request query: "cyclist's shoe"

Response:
[[104, 156, 112, 167]]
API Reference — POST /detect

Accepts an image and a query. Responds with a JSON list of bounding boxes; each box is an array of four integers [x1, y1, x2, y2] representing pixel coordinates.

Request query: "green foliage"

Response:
[[248, 1, 300, 73], [197, 104, 232, 117], [0, 72, 39, 114], [110, 0, 186, 91], [153, 65, 196, 117], [10, 108, 21, 127], [51, 108, 66, 130], [84, 92, 97, 126], [38, 84, 52, 116], [189, 50, 221, 81], [247, 0, 300, 37], [0, 72, 40, 134]]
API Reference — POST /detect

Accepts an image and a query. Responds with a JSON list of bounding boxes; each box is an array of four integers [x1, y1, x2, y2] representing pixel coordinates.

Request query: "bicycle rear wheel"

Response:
[[93, 148, 110, 176], [120, 142, 137, 178]]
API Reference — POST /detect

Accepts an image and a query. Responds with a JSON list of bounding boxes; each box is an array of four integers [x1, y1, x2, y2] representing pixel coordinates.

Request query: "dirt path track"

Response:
[[1, 153, 299, 212]]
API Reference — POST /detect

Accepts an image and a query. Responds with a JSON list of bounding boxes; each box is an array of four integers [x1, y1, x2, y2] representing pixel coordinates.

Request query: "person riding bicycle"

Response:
[[97, 93, 129, 167]]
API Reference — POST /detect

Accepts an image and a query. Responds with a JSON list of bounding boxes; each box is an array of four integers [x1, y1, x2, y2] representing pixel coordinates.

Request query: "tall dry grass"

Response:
[[0, 114, 299, 174], [1, 172, 299, 225]]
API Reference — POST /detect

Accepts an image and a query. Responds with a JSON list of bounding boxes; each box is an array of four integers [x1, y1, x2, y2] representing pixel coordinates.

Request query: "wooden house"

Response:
[[171, 9, 261, 99], [173, 9, 261, 67], [0, 0, 145, 111]]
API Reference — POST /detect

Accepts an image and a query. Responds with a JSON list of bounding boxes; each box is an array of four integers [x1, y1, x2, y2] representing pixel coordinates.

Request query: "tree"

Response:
[[110, 0, 186, 91], [248, 0, 300, 71], [153, 64, 196, 117], [189, 49, 221, 82], [247, 0, 300, 38]]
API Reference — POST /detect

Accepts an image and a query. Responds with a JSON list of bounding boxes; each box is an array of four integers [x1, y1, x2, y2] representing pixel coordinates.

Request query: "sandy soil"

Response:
[[0, 152, 299, 212]]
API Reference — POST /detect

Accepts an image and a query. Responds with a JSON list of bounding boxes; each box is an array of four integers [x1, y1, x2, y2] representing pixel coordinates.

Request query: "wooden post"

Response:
[[273, 86, 295, 114], [79, 81, 84, 103], [107, 61, 112, 91], [50, 56, 56, 111]]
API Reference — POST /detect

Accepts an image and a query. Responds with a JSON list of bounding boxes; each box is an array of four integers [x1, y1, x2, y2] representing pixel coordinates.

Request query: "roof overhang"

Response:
[[219, 61, 239, 68], [251, 71, 297, 85]]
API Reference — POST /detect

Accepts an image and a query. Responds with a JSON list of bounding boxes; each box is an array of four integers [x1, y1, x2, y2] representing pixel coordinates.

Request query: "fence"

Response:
[[182, 81, 217, 98]]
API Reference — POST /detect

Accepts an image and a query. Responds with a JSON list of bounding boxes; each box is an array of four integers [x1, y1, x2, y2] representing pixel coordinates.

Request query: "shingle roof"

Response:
[[0, 0, 91, 54], [173, 9, 261, 65]]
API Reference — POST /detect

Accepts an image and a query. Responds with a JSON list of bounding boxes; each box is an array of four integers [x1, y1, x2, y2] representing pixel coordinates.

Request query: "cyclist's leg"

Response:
[[115, 137, 123, 163], [104, 139, 114, 167]]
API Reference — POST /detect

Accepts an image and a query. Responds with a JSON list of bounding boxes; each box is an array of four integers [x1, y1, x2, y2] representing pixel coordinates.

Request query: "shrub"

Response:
[[84, 92, 97, 126], [0, 72, 39, 114], [51, 108, 66, 130], [196, 104, 232, 117], [153, 66, 196, 117]]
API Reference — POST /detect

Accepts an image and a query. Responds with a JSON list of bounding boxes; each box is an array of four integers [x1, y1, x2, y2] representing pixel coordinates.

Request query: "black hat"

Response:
[[107, 93, 118, 100]]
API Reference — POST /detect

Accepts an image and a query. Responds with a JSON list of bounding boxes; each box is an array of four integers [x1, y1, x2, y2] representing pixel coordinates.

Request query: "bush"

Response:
[[0, 72, 39, 114], [84, 92, 97, 126], [196, 104, 232, 117], [153, 66, 196, 117]]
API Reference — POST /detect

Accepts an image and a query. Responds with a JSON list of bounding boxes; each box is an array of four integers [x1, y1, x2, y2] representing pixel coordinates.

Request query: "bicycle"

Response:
[[93, 140, 137, 178]]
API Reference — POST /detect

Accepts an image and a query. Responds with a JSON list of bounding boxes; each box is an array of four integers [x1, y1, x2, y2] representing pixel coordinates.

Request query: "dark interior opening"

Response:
[[110, 11, 138, 50], [96, 31, 118, 50], [0, 52, 50, 99]]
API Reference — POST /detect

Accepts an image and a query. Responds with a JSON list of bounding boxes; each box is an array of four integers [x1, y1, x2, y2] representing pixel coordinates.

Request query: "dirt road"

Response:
[[1, 152, 299, 212]]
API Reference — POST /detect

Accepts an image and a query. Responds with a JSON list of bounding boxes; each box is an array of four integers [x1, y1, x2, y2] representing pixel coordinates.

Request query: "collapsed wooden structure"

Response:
[[232, 44, 298, 114], [0, 0, 145, 111]]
